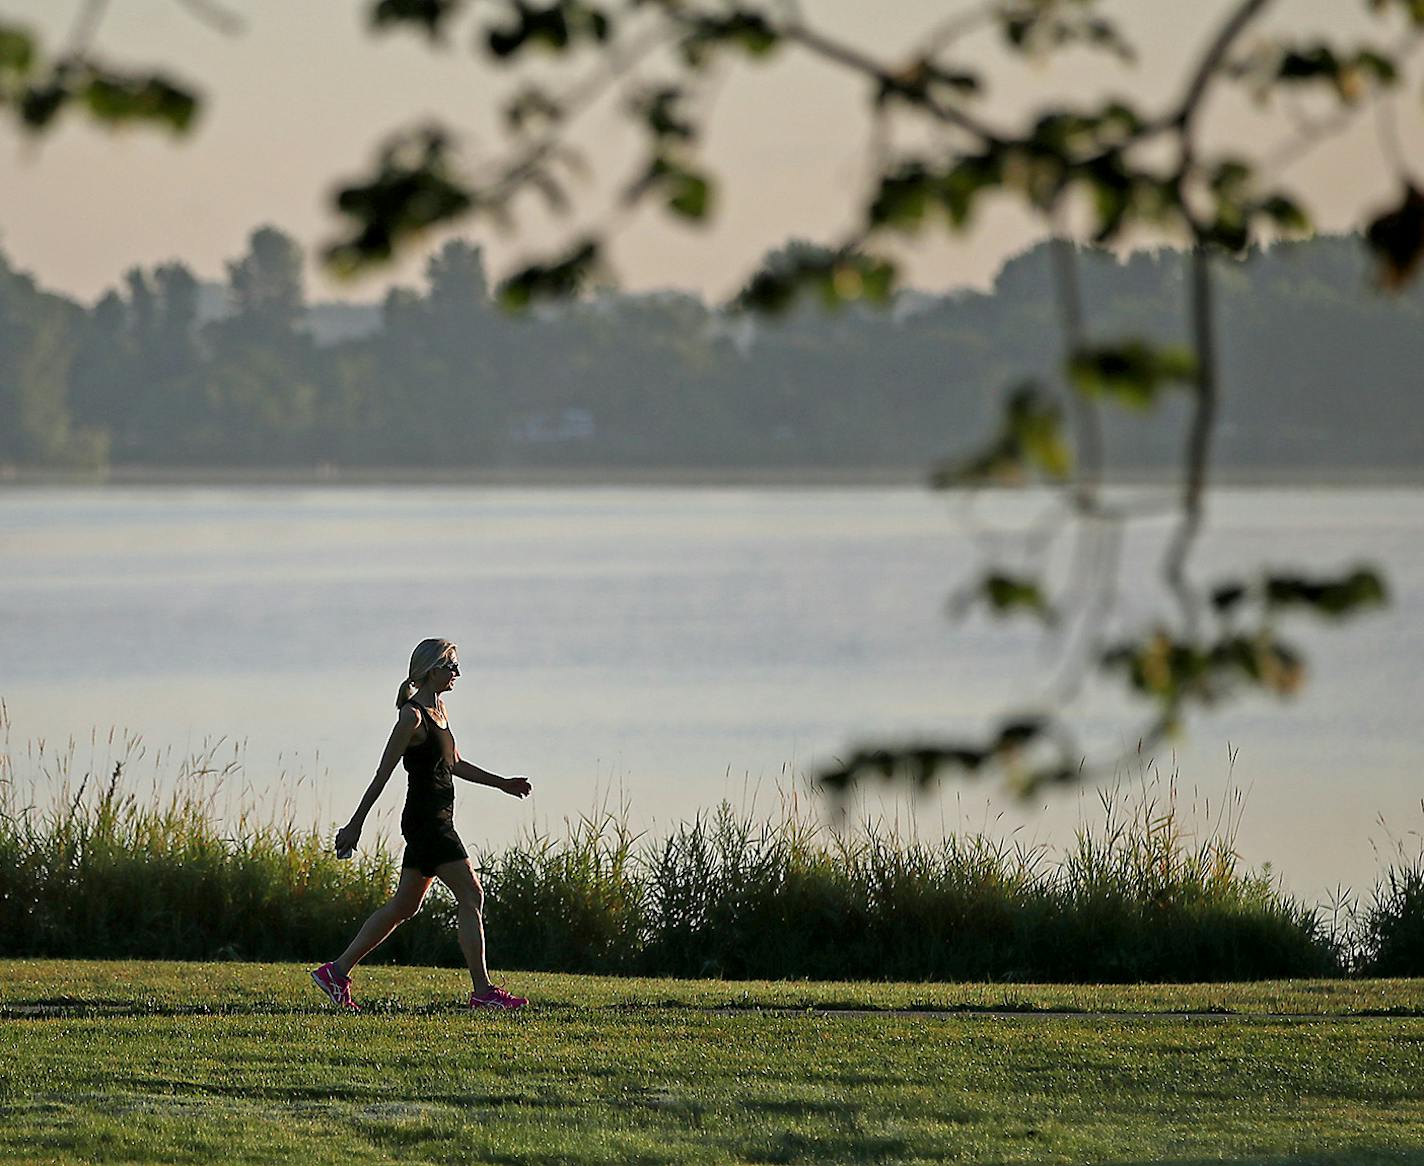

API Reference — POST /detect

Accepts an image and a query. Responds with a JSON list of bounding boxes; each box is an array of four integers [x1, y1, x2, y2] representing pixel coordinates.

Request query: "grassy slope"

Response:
[[3, 962, 1424, 1165]]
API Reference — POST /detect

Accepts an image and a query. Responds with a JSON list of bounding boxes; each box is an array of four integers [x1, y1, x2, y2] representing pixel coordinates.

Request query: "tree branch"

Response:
[[1172, 0, 1276, 136], [1161, 242, 1219, 643]]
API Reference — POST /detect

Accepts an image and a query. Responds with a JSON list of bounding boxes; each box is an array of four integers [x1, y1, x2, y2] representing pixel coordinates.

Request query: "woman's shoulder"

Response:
[[397, 702, 423, 730]]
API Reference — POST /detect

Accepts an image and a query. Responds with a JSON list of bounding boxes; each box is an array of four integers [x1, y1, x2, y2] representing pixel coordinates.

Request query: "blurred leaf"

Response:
[[503, 84, 564, 133], [1265, 567, 1389, 618], [1366, 183, 1424, 291], [630, 85, 696, 142], [877, 59, 980, 107], [995, 717, 1047, 751], [81, 71, 198, 132], [325, 126, 474, 275], [1209, 635, 1306, 697], [14, 61, 199, 136], [1208, 157, 1253, 198], [680, 10, 779, 67], [1068, 341, 1198, 408], [1275, 43, 1397, 102], [1256, 193, 1310, 233], [867, 153, 1006, 235], [1104, 626, 1319, 708], [1000, 2, 1134, 62], [496, 237, 601, 309], [1367, 0, 1424, 26], [951, 571, 1057, 625], [1007, 384, 1072, 478], [1210, 582, 1248, 616], [868, 162, 936, 231], [819, 712, 1062, 792], [626, 154, 713, 221], [486, 1, 611, 60], [732, 248, 896, 315], [18, 80, 65, 130], [0, 23, 34, 78], [932, 381, 1070, 487], [985, 574, 1057, 624], [371, 0, 466, 39]]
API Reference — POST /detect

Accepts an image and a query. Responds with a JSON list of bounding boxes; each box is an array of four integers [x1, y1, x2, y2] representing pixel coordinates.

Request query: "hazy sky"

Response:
[[0, 0, 1419, 304]]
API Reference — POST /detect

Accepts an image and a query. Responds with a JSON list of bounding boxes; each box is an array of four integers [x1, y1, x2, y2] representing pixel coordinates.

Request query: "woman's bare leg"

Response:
[[334, 867, 431, 975], [436, 859, 492, 994]]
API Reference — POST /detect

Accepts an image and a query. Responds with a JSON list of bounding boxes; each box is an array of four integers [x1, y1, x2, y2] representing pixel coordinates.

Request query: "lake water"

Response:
[[1, 484, 1420, 903]]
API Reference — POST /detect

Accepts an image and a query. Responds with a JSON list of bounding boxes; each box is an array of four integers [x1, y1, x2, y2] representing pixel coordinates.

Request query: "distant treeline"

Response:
[[1, 227, 1420, 474]]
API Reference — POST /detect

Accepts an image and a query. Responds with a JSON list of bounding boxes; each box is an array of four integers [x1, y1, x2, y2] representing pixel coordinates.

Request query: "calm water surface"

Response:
[[1, 485, 1420, 901]]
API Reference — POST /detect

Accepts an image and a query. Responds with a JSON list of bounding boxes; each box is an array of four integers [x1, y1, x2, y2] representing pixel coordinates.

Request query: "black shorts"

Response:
[[401, 822, 468, 877]]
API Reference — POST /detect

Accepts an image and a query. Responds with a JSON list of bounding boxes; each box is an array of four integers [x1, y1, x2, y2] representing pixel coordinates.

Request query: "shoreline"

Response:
[[3, 464, 1423, 489]]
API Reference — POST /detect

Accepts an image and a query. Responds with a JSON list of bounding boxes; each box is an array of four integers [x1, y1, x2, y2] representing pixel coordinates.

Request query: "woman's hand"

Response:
[[501, 775, 532, 799], [335, 822, 362, 858]]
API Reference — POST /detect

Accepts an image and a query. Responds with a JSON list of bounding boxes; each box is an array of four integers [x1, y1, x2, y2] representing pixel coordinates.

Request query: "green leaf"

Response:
[[731, 248, 896, 315], [995, 717, 1047, 751], [680, 10, 779, 66], [932, 381, 1070, 487], [979, 572, 1057, 625], [0, 23, 34, 78], [1000, 4, 1134, 61], [486, 1, 611, 60], [81, 71, 198, 133], [19, 81, 66, 130], [1265, 567, 1389, 618], [370, 0, 465, 39], [1210, 583, 1248, 616], [630, 86, 696, 142], [325, 127, 474, 275], [1366, 183, 1424, 291], [1256, 194, 1310, 233], [1007, 385, 1072, 478], [868, 163, 935, 231], [1275, 43, 1397, 102], [1368, 0, 1424, 26], [503, 84, 563, 133], [876, 60, 981, 107], [496, 238, 601, 309], [1068, 341, 1198, 408], [626, 154, 714, 221]]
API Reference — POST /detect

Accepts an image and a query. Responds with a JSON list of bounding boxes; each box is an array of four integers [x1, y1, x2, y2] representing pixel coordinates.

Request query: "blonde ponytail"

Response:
[[397, 638, 458, 707]]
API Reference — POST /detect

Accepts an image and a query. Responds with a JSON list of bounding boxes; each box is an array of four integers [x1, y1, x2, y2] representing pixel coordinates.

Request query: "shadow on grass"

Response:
[[0, 998, 478, 1019], [8, 997, 1421, 1024], [1085, 1152, 1424, 1166]]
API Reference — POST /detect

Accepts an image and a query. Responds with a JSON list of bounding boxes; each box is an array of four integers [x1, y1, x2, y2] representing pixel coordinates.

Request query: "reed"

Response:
[[0, 719, 1388, 980], [1352, 805, 1424, 976]]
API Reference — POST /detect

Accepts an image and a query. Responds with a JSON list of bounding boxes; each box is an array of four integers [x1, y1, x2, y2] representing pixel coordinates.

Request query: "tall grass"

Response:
[[2, 714, 1364, 980], [1352, 805, 1424, 976], [0, 716, 454, 964]]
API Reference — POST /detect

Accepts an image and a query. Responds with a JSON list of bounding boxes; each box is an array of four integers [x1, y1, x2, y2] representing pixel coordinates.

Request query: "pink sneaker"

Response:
[[311, 962, 360, 1011], [469, 985, 528, 1011]]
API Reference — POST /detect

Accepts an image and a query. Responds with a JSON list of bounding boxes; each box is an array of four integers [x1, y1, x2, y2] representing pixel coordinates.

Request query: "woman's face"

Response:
[[433, 654, 460, 693]]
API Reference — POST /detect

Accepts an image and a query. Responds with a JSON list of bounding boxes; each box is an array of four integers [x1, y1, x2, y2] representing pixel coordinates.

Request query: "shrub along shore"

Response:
[[1, 750, 1420, 981]]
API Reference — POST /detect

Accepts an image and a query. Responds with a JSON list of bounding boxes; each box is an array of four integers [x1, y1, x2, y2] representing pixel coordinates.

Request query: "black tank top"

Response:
[[400, 702, 457, 827]]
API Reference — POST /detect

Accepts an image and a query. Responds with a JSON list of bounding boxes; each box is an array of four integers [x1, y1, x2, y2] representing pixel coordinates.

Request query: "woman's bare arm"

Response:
[[453, 749, 532, 798], [335, 708, 418, 854]]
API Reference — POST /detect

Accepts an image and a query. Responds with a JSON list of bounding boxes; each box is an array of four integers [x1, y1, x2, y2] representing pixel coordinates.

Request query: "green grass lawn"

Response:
[[4, 962, 1424, 1165]]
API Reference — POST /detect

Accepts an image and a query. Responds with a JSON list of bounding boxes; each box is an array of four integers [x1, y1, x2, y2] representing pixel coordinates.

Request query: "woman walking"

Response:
[[311, 638, 532, 1011]]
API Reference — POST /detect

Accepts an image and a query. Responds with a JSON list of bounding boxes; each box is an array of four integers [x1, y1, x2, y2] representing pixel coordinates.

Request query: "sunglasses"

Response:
[[439, 660, 461, 676]]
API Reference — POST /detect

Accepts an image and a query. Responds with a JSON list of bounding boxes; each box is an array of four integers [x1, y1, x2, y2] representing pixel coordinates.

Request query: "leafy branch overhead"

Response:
[[321, 0, 1413, 794], [5, 0, 1417, 798], [0, 21, 199, 135]]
